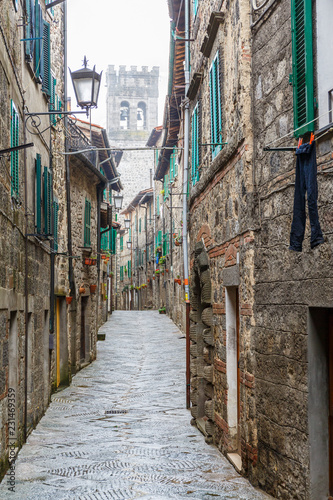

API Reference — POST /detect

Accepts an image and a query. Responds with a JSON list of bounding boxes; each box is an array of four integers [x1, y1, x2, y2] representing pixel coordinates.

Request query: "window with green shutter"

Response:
[[110, 227, 117, 254], [209, 51, 222, 159], [50, 76, 57, 126], [139, 218, 141, 233], [35, 154, 42, 233], [191, 103, 200, 185], [157, 230, 162, 246], [53, 199, 59, 251], [128, 259, 131, 278], [101, 228, 109, 251], [43, 166, 52, 234], [84, 199, 91, 247], [291, 0, 314, 136], [120, 266, 124, 282], [10, 101, 20, 200], [163, 233, 169, 255], [34, 1, 43, 80], [120, 236, 123, 251], [25, 0, 35, 61], [193, 0, 198, 17], [42, 21, 51, 96]]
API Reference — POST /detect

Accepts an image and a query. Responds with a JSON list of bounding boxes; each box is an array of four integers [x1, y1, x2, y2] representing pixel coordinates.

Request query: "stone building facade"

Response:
[[251, 0, 333, 498], [163, 0, 333, 498], [0, 1, 122, 480], [0, 0, 66, 477]]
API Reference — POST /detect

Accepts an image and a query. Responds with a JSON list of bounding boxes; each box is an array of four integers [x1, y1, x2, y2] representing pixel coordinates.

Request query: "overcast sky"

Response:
[[67, 0, 171, 128]]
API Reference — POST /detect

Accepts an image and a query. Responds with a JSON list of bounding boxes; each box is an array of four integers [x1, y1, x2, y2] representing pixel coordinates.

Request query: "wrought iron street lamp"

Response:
[[124, 219, 131, 229], [127, 241, 132, 249], [114, 193, 124, 211], [70, 56, 102, 113]]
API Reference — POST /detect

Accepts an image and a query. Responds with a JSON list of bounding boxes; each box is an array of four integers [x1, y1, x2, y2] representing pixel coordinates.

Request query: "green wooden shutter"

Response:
[[25, 0, 35, 60], [42, 21, 51, 96], [101, 228, 108, 251], [35, 154, 42, 233], [43, 167, 52, 234], [53, 200, 59, 251], [139, 218, 141, 233], [10, 101, 19, 199], [128, 259, 131, 278], [157, 230, 162, 246], [84, 199, 91, 247], [209, 52, 222, 158], [34, 1, 43, 80], [120, 236, 123, 251], [50, 77, 57, 125], [193, 0, 198, 17], [291, 0, 314, 136], [110, 227, 116, 254]]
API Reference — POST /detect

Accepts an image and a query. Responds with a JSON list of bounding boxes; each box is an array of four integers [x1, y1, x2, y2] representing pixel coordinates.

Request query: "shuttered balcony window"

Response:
[[10, 101, 20, 200], [209, 51, 222, 159], [291, 0, 314, 136]]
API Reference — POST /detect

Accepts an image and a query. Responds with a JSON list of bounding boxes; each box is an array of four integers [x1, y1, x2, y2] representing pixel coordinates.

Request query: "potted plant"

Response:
[[84, 258, 92, 266], [158, 306, 166, 314], [174, 278, 181, 285], [66, 296, 73, 305], [155, 269, 160, 275], [90, 284, 97, 293]]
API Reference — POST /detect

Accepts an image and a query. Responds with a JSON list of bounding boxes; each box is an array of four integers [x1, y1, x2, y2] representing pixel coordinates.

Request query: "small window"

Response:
[[84, 199, 91, 247]]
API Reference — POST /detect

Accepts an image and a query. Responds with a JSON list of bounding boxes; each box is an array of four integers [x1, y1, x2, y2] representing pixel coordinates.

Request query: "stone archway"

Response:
[[190, 241, 214, 442]]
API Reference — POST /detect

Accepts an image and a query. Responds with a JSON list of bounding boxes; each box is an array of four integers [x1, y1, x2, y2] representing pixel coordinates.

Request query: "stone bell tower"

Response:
[[106, 65, 159, 208]]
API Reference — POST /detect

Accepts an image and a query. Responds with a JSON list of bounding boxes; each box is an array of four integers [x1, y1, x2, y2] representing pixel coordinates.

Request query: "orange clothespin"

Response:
[[298, 137, 303, 148], [310, 132, 315, 144]]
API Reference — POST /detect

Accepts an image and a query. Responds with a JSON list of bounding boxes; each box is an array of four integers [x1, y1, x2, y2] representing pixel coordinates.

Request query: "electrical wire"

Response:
[[263, 108, 333, 149]]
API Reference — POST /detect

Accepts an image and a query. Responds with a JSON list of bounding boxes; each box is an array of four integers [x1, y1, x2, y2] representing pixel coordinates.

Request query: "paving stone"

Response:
[[0, 311, 272, 499]]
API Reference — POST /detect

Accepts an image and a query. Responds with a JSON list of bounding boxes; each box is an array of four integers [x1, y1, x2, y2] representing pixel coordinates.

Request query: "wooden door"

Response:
[[236, 288, 241, 454], [329, 313, 333, 499], [80, 297, 86, 361], [56, 298, 60, 387]]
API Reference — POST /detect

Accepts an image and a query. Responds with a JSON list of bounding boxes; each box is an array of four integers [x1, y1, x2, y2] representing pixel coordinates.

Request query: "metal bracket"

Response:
[[263, 147, 297, 152]]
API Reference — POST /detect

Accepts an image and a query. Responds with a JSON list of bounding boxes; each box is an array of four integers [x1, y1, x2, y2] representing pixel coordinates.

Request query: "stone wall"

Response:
[[0, 0, 65, 478], [252, 0, 333, 497]]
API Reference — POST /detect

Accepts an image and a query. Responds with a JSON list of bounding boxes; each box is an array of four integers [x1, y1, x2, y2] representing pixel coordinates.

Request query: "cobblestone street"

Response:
[[0, 311, 272, 499]]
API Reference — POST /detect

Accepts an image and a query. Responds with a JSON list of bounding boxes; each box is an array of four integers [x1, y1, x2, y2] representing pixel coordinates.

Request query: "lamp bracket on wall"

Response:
[[25, 109, 87, 136]]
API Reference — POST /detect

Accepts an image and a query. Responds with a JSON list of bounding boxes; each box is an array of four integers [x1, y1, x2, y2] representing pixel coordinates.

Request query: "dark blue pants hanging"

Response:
[[289, 142, 324, 252]]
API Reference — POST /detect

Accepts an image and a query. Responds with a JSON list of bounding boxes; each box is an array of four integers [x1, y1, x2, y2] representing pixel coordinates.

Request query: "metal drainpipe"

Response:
[[96, 183, 103, 329], [63, 1, 74, 297], [183, 0, 191, 409], [23, 103, 29, 441], [152, 155, 156, 308]]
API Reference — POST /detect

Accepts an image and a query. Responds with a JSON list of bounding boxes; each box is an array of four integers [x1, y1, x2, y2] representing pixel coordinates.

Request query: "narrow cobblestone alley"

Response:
[[0, 312, 272, 500]]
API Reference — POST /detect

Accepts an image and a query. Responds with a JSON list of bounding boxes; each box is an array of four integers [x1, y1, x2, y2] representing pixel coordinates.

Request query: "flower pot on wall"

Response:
[[66, 296, 73, 305], [90, 284, 97, 294], [79, 286, 86, 294]]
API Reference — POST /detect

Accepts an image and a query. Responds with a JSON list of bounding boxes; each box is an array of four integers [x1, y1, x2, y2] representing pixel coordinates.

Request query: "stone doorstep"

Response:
[[196, 417, 208, 437], [227, 452, 242, 473]]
